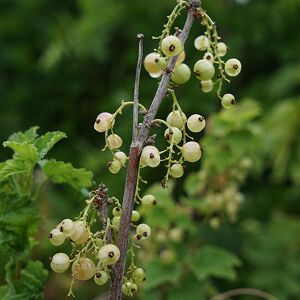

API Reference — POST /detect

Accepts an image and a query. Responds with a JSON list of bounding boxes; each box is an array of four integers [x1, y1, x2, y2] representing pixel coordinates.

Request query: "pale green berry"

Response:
[[94, 112, 114, 133], [107, 134, 122, 149], [94, 270, 109, 285], [58, 219, 74, 237], [161, 35, 183, 57], [164, 127, 182, 144], [108, 159, 122, 174], [194, 59, 215, 80], [141, 194, 157, 209], [50, 253, 70, 273], [69, 220, 90, 245], [122, 281, 138, 296], [144, 52, 162, 74], [136, 223, 151, 239], [95, 237, 104, 248], [176, 51, 186, 65], [209, 217, 220, 229], [203, 52, 214, 62], [217, 42, 228, 57], [131, 210, 140, 222], [225, 58, 241, 76], [114, 151, 127, 165], [169, 227, 184, 243], [140, 146, 160, 168], [194, 35, 210, 51], [134, 268, 146, 284], [187, 114, 206, 133], [182, 141, 202, 162], [49, 228, 65, 246], [112, 207, 122, 217], [171, 63, 191, 84], [166, 110, 187, 129], [199, 79, 213, 93], [221, 93, 236, 109], [149, 70, 163, 78], [112, 216, 121, 230], [160, 249, 175, 264], [170, 164, 184, 178], [72, 258, 96, 281], [98, 244, 120, 265]]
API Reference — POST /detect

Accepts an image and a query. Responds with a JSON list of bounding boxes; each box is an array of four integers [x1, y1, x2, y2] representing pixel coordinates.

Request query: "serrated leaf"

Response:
[[186, 245, 241, 281], [0, 159, 31, 182], [3, 141, 38, 163], [34, 131, 66, 159], [40, 159, 93, 190], [145, 259, 181, 290], [8, 127, 39, 143]]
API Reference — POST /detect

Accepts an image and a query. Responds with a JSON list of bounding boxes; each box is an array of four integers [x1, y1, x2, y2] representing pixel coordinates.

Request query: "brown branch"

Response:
[[110, 2, 200, 299], [209, 288, 278, 300]]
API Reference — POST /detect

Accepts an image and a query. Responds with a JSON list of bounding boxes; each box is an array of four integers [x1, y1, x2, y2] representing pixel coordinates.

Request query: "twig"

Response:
[[209, 288, 278, 300]]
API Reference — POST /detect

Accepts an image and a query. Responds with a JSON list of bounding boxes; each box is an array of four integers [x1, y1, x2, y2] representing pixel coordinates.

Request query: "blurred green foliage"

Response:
[[0, 0, 300, 299]]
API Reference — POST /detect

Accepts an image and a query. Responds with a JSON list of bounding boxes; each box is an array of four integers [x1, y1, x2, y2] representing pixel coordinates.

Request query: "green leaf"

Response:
[[8, 127, 39, 143], [3, 141, 38, 163], [0, 159, 31, 182], [145, 259, 181, 290], [34, 131, 66, 159], [40, 159, 93, 190], [186, 245, 241, 281]]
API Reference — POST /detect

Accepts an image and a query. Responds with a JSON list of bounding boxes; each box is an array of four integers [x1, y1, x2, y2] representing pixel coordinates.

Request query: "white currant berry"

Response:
[[112, 216, 121, 230], [141, 194, 157, 209], [221, 93, 236, 109], [114, 151, 127, 165], [94, 112, 114, 133], [136, 223, 151, 239], [122, 281, 138, 296], [164, 127, 182, 144], [140, 145, 160, 168], [144, 52, 163, 74], [107, 134, 122, 149], [171, 63, 191, 84], [203, 52, 214, 62], [182, 141, 202, 162], [95, 237, 104, 248], [160, 249, 175, 264], [199, 79, 214, 93], [58, 219, 74, 237], [134, 268, 146, 283], [94, 270, 109, 285], [50, 253, 70, 273], [161, 35, 183, 57], [131, 210, 140, 222], [112, 207, 122, 217], [108, 159, 122, 174], [166, 110, 187, 129], [194, 59, 215, 81], [225, 58, 241, 76], [72, 258, 96, 281], [187, 114, 206, 133], [69, 220, 89, 245], [176, 51, 186, 65], [149, 70, 163, 79], [169, 227, 184, 243], [98, 244, 120, 265], [49, 228, 65, 246], [217, 42, 228, 57], [194, 35, 210, 51], [170, 164, 184, 178]]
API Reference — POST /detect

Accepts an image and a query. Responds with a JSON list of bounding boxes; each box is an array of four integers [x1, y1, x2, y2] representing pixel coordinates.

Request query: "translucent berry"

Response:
[[69, 220, 89, 245], [176, 51, 186, 65], [170, 164, 184, 178], [107, 134, 122, 149], [187, 114, 206, 133], [98, 244, 120, 265], [114, 151, 127, 165], [149, 70, 163, 79], [217, 42, 228, 57], [49, 228, 65, 246], [161, 35, 183, 57], [112, 207, 122, 217], [164, 127, 182, 144], [131, 210, 140, 222], [141, 194, 157, 209], [134, 268, 146, 284], [182, 141, 202, 162], [221, 93, 236, 109], [122, 281, 138, 296], [94, 270, 109, 285], [94, 112, 114, 133], [194, 59, 215, 81], [203, 52, 214, 62], [171, 63, 191, 85], [166, 110, 187, 129], [72, 258, 96, 281], [50, 253, 70, 273], [199, 79, 213, 93], [194, 35, 210, 51], [112, 216, 121, 230], [58, 219, 74, 237], [136, 223, 151, 239], [108, 159, 122, 174], [144, 52, 163, 74], [140, 145, 160, 168], [225, 58, 241, 77]]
